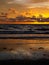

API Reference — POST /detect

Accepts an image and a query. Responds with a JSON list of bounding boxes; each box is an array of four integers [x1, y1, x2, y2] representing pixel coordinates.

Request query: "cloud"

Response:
[[7, 0, 30, 5], [7, 0, 49, 8], [28, 2, 49, 8]]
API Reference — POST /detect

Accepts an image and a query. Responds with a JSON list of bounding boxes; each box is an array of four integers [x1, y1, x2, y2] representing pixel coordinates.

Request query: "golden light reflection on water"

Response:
[[0, 21, 49, 24], [0, 39, 49, 44], [0, 39, 49, 51]]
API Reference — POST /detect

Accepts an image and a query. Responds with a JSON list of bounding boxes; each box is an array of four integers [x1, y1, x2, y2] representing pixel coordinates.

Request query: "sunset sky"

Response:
[[0, 0, 49, 18], [0, 0, 49, 8], [0, 0, 49, 24]]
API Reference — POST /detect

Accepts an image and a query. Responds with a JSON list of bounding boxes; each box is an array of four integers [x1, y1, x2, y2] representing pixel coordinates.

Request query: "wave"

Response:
[[0, 24, 49, 34]]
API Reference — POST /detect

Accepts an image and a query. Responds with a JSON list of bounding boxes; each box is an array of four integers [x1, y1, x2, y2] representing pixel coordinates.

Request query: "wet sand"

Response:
[[0, 38, 49, 60], [0, 38, 49, 50]]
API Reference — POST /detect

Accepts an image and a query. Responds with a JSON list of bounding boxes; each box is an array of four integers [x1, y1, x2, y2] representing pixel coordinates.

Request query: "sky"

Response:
[[7, 0, 49, 8], [0, 0, 49, 17], [0, 0, 49, 10]]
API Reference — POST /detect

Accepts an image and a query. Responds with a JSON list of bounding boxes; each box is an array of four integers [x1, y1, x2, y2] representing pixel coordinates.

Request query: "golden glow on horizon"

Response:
[[0, 8, 49, 24], [6, 8, 49, 18], [0, 21, 49, 24], [22, 8, 49, 17]]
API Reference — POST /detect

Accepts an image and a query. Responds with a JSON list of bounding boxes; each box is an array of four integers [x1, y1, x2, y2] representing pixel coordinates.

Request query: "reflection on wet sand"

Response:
[[0, 39, 49, 50], [0, 39, 49, 44], [0, 39, 49, 60]]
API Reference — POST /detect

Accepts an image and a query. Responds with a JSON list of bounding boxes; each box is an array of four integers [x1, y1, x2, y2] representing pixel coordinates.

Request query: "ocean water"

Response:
[[0, 24, 49, 60], [0, 24, 49, 34]]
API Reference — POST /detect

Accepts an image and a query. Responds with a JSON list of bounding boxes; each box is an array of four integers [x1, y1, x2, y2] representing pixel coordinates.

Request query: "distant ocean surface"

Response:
[[0, 24, 49, 39], [0, 24, 49, 34]]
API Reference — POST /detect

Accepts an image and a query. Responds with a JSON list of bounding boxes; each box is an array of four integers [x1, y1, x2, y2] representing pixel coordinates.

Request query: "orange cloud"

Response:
[[6, 7, 49, 18]]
